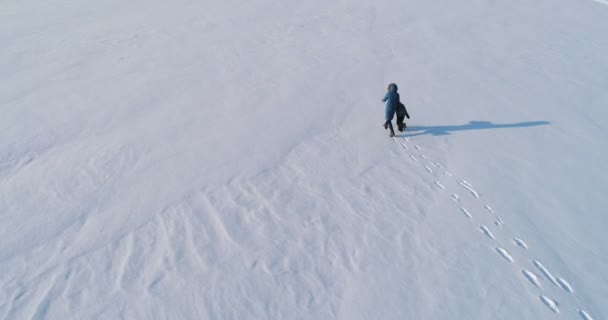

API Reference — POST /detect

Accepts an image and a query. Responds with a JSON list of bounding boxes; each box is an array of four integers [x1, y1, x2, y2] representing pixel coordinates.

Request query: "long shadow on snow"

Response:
[[398, 120, 550, 137]]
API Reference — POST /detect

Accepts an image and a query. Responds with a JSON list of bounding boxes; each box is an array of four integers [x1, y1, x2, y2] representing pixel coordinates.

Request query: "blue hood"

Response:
[[388, 83, 398, 93]]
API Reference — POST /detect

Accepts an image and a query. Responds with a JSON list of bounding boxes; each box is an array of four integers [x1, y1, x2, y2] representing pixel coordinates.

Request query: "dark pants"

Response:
[[396, 114, 407, 132], [396, 105, 409, 132], [384, 120, 395, 135]]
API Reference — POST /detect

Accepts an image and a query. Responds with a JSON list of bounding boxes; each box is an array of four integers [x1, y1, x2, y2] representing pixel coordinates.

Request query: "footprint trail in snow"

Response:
[[394, 137, 593, 318]]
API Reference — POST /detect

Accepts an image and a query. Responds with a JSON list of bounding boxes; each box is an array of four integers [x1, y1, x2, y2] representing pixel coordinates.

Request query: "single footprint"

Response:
[[557, 277, 573, 293], [539, 295, 559, 314], [444, 171, 452, 176], [513, 238, 528, 249], [496, 247, 513, 262], [522, 269, 541, 288], [433, 162, 444, 168], [401, 143, 409, 150], [410, 155, 418, 161], [419, 154, 428, 159], [434, 181, 445, 189], [457, 180, 480, 199], [579, 308, 594, 320], [459, 207, 472, 219], [451, 194, 461, 202], [533, 260, 559, 286], [415, 145, 421, 150], [424, 166, 433, 173], [479, 225, 495, 239], [484, 205, 494, 212], [494, 218, 503, 228]]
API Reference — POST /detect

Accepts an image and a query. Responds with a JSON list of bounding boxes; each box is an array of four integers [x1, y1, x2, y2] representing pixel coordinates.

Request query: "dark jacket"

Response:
[[382, 84, 400, 121], [396, 101, 409, 120]]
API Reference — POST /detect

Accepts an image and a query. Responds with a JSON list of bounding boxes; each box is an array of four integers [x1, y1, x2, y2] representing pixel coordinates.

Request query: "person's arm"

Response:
[[382, 93, 389, 102], [404, 104, 410, 119]]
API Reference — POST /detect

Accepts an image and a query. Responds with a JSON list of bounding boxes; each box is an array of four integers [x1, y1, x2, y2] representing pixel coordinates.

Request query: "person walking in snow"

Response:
[[382, 83, 407, 137]]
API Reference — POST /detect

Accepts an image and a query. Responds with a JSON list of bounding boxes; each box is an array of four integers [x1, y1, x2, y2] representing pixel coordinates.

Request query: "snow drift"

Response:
[[2, 0, 608, 319]]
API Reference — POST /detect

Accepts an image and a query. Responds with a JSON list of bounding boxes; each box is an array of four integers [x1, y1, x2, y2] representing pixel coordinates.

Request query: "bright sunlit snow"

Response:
[[2, 0, 608, 319]]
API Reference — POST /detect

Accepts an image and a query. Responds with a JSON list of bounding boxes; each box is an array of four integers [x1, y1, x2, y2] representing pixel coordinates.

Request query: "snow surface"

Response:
[[2, 0, 608, 319]]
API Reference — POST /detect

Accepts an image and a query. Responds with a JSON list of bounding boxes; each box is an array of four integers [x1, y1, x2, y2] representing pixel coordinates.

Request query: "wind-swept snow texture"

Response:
[[2, 0, 608, 319]]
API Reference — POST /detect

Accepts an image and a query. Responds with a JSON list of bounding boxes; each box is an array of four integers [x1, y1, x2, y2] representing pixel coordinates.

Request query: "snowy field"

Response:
[[2, 0, 608, 319]]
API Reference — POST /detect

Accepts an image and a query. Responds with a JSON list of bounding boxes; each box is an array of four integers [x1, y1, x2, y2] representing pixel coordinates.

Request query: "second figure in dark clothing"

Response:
[[396, 99, 410, 132]]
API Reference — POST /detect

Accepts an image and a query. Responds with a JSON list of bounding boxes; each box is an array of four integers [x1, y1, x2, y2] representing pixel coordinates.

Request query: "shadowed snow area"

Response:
[[1, 0, 607, 319]]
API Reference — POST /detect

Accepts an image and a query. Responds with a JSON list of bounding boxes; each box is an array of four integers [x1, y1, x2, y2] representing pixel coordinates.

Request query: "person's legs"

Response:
[[396, 115, 404, 132], [387, 121, 395, 136]]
